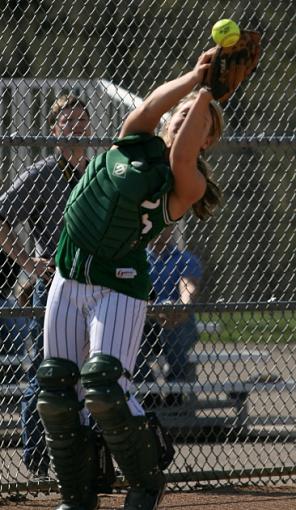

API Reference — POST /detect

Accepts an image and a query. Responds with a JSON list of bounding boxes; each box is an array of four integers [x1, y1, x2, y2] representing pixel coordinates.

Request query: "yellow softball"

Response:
[[211, 19, 241, 47]]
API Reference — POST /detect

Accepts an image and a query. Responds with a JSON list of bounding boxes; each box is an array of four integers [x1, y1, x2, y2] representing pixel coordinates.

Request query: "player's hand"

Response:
[[191, 48, 216, 85], [202, 30, 261, 103]]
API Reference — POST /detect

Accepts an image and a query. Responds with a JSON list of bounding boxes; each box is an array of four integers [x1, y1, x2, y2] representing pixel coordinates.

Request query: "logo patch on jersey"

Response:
[[131, 160, 148, 171], [116, 268, 137, 279], [113, 162, 128, 177]]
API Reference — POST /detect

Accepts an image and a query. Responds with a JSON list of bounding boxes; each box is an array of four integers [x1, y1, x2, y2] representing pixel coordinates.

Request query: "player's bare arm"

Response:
[[118, 49, 215, 138], [168, 89, 213, 219]]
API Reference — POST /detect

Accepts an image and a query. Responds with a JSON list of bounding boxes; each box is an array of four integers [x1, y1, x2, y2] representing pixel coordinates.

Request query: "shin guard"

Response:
[[37, 358, 98, 510], [81, 354, 170, 509]]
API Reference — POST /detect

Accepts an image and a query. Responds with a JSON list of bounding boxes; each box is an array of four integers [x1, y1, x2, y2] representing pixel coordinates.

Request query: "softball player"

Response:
[[37, 47, 224, 510]]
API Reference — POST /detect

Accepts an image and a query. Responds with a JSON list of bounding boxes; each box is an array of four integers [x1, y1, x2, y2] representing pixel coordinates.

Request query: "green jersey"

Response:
[[56, 133, 175, 300], [56, 192, 173, 299]]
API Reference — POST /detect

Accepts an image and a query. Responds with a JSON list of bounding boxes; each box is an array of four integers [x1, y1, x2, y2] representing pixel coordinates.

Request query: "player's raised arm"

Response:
[[118, 49, 215, 138], [167, 88, 214, 218]]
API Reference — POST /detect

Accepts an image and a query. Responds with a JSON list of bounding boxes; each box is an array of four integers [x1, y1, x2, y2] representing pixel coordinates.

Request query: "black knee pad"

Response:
[[81, 353, 123, 386], [81, 353, 131, 427], [36, 357, 82, 435], [37, 357, 80, 390]]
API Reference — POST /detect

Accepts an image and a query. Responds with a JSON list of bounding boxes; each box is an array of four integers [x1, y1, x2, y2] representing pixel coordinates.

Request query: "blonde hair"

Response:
[[208, 99, 224, 147], [161, 91, 224, 221], [192, 156, 223, 220], [194, 96, 224, 220]]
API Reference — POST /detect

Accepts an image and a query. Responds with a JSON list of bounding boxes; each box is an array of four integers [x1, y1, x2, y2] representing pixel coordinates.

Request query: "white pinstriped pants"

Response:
[[43, 269, 147, 419]]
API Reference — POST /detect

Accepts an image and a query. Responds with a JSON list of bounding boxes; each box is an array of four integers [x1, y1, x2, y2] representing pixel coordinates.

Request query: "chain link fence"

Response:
[[0, 0, 295, 495]]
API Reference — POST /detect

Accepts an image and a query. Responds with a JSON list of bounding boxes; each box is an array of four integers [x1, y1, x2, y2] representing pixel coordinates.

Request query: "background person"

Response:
[[135, 225, 203, 383], [0, 94, 91, 477], [0, 249, 29, 362], [36, 47, 224, 510]]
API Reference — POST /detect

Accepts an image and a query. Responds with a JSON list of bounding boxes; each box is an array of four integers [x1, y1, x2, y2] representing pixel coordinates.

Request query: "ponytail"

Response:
[[192, 155, 223, 220]]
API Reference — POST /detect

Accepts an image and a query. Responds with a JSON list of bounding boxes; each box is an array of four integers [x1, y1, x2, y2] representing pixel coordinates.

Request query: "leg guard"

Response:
[[145, 412, 175, 470], [37, 358, 98, 510], [122, 413, 175, 510], [81, 354, 172, 509], [94, 428, 116, 493]]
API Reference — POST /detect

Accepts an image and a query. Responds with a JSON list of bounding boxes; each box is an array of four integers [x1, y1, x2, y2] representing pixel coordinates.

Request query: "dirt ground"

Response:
[[1, 487, 296, 510]]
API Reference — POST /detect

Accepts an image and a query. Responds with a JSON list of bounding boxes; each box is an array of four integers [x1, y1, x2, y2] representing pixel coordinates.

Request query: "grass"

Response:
[[197, 310, 296, 345]]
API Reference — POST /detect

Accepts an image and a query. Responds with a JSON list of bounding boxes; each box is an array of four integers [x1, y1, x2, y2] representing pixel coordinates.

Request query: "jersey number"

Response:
[[141, 199, 160, 234]]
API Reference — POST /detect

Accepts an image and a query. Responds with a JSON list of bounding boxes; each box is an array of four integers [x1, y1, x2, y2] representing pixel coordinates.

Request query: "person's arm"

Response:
[[179, 253, 202, 305], [168, 88, 213, 219], [0, 165, 55, 282], [179, 276, 200, 305], [157, 276, 200, 329], [118, 49, 215, 138], [15, 277, 33, 307], [0, 219, 55, 282], [0, 219, 32, 272]]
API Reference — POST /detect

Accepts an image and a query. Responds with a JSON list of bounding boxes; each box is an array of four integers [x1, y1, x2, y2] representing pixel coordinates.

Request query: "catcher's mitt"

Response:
[[203, 30, 261, 103]]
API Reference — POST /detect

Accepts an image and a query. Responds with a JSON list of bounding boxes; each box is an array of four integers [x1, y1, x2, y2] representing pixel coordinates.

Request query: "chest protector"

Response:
[[64, 133, 173, 260]]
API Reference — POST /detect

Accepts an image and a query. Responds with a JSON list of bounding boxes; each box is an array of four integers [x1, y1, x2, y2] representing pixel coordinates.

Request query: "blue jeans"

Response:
[[135, 314, 198, 382], [161, 314, 198, 380], [21, 278, 50, 474]]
